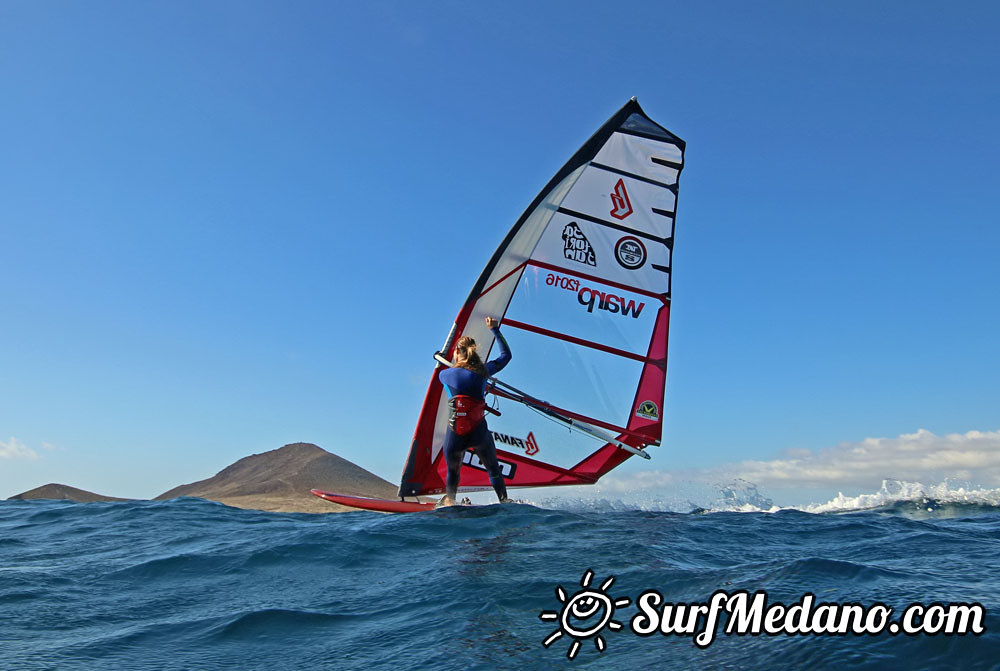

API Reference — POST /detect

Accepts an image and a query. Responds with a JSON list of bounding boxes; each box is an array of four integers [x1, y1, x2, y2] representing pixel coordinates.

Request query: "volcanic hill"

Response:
[[155, 442, 400, 513], [8, 483, 126, 503]]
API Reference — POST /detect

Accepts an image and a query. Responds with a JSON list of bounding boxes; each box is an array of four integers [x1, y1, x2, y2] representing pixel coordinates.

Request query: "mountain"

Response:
[[8, 483, 127, 503], [155, 442, 402, 513]]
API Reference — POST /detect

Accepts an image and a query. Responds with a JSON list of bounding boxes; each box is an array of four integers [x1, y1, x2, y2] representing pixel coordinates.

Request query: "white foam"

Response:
[[516, 478, 1000, 515], [797, 479, 1000, 514]]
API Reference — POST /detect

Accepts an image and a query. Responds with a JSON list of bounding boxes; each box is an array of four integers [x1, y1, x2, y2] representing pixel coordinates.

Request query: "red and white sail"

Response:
[[399, 99, 685, 497]]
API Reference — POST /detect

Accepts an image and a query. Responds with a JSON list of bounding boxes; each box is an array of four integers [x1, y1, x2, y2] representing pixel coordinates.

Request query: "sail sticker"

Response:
[[462, 449, 517, 479], [615, 236, 647, 270], [542, 270, 648, 319], [528, 212, 673, 296], [525, 431, 539, 456], [562, 171, 676, 240], [635, 400, 659, 420], [562, 222, 597, 266], [610, 178, 634, 220], [492, 430, 541, 456], [578, 286, 645, 318]]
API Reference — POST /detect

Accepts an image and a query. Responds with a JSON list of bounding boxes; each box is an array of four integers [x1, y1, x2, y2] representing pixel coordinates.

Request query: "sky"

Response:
[[1, 1, 998, 505]]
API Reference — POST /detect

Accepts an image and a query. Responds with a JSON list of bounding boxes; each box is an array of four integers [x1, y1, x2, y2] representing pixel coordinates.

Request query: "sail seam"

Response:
[[528, 259, 669, 301]]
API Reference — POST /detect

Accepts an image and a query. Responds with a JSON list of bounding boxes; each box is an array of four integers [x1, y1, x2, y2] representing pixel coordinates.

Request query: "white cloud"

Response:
[[600, 429, 1000, 494], [727, 429, 1000, 489], [0, 437, 42, 461]]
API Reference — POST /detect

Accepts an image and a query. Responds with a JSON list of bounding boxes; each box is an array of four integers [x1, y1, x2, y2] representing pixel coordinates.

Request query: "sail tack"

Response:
[[399, 99, 685, 497]]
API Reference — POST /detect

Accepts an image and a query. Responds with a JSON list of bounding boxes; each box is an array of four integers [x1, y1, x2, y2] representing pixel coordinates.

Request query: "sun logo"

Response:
[[539, 569, 631, 660]]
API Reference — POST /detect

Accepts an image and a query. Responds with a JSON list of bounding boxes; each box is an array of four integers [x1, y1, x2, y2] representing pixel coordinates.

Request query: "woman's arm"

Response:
[[485, 317, 511, 375]]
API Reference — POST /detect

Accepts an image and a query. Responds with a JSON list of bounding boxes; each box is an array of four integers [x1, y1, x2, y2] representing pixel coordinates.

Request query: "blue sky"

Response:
[[2, 1, 998, 504]]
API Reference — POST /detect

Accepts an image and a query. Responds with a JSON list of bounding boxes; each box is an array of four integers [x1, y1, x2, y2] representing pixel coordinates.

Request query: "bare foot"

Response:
[[436, 496, 456, 508]]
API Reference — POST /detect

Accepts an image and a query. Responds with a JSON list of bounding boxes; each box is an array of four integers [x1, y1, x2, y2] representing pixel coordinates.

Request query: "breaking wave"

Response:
[[533, 478, 1000, 517], [800, 479, 1000, 515]]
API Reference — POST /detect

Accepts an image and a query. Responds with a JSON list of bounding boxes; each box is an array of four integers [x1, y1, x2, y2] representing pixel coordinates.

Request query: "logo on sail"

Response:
[[635, 401, 659, 421], [525, 432, 539, 456], [615, 236, 647, 270], [493, 430, 540, 456], [578, 287, 645, 319], [562, 222, 596, 266], [610, 179, 633, 220]]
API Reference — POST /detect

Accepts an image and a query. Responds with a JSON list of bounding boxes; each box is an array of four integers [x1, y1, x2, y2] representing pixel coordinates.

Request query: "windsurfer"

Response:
[[438, 316, 511, 506]]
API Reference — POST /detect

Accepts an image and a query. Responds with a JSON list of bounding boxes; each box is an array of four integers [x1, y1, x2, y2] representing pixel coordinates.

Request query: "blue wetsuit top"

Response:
[[439, 327, 511, 399]]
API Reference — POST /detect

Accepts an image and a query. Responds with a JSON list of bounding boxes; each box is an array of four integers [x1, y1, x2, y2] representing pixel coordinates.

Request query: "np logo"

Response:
[[635, 400, 659, 421], [463, 450, 517, 479], [562, 222, 596, 266], [615, 236, 647, 270], [492, 430, 540, 456], [610, 179, 633, 220]]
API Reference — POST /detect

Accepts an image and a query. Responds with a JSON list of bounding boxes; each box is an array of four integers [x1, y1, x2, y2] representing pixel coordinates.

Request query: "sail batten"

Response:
[[398, 99, 684, 498], [501, 318, 665, 366], [590, 162, 678, 191], [556, 207, 673, 246]]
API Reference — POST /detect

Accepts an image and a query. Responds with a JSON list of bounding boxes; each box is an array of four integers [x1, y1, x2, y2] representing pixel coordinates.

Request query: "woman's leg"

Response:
[[470, 424, 508, 502], [442, 429, 465, 502]]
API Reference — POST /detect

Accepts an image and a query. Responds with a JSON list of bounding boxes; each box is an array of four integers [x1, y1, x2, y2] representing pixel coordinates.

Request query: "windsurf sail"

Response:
[[399, 98, 685, 498]]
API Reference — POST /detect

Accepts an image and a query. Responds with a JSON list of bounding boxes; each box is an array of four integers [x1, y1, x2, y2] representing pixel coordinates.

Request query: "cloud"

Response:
[[600, 429, 1000, 494], [726, 429, 1000, 489], [0, 437, 42, 461]]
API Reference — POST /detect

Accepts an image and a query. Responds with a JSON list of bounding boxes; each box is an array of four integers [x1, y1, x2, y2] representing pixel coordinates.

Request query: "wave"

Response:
[[7, 479, 1000, 523], [528, 478, 1000, 517], [799, 479, 1000, 515], [3, 488, 999, 670]]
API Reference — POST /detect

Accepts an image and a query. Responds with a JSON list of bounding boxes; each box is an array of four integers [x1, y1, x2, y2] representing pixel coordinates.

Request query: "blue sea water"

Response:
[[2, 494, 999, 670]]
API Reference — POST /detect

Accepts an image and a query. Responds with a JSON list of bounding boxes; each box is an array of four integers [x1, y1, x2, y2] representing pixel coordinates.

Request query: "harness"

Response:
[[448, 395, 487, 436]]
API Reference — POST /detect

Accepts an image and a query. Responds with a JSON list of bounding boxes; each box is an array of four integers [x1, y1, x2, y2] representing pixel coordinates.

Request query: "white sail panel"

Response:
[[527, 212, 672, 295], [559, 168, 677, 241], [503, 265, 662, 356], [593, 131, 683, 185], [495, 326, 647, 429]]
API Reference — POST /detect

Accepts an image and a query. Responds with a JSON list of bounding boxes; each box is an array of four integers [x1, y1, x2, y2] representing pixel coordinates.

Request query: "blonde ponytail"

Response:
[[453, 336, 488, 377]]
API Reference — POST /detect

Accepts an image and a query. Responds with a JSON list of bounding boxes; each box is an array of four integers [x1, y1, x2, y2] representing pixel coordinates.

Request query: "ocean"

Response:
[[2, 488, 999, 670]]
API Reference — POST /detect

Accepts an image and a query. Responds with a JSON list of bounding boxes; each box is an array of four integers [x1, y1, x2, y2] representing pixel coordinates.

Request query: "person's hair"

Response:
[[453, 336, 488, 377]]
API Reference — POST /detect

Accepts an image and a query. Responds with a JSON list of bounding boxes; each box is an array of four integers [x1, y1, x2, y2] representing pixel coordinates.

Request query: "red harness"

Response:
[[448, 395, 486, 436]]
